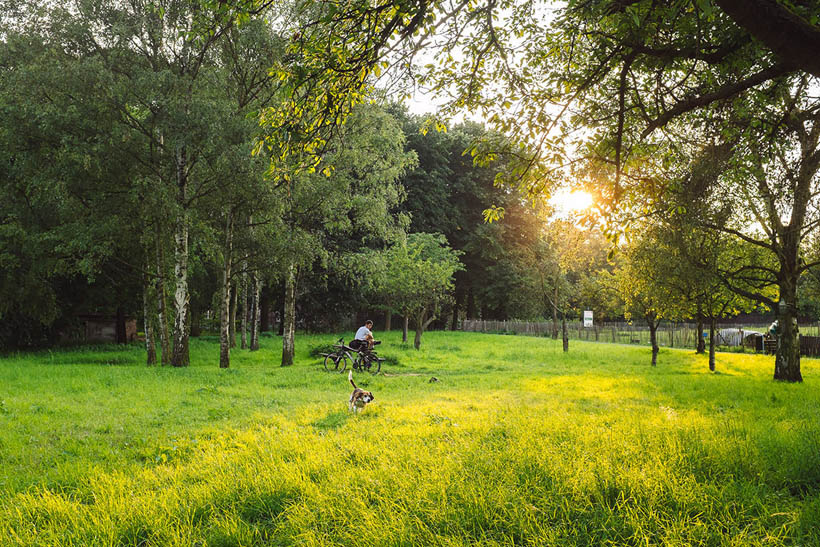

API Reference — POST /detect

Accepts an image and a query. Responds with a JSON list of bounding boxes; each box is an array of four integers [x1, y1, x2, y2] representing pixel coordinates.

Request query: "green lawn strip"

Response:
[[0, 332, 818, 545]]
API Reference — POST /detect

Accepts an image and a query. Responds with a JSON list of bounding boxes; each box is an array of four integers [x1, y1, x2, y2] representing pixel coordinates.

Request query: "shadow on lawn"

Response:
[[312, 410, 350, 432]]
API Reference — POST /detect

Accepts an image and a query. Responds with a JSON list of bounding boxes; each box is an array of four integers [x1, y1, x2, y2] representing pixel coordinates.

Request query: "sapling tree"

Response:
[[364, 233, 463, 349]]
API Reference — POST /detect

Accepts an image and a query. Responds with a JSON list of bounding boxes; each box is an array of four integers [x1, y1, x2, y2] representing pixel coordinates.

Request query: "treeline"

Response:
[[0, 1, 605, 362]]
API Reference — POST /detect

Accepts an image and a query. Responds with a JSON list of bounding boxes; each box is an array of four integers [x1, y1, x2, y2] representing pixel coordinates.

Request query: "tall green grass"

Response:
[[1, 332, 818, 545]]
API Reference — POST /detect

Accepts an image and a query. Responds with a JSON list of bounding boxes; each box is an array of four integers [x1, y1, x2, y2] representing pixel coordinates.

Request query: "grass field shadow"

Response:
[[312, 410, 350, 432]]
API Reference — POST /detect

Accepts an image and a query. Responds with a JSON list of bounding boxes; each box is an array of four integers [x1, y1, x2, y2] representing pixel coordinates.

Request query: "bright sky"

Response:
[[549, 189, 594, 217]]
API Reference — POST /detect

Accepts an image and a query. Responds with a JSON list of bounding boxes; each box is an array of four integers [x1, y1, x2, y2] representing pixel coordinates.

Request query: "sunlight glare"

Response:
[[551, 189, 593, 214]]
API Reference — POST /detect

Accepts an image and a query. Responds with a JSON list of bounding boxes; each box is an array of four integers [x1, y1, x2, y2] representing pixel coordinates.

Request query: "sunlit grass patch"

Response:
[[1, 332, 819, 545]]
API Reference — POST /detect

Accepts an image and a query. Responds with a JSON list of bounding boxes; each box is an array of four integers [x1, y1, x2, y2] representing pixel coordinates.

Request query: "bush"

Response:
[[308, 343, 339, 358]]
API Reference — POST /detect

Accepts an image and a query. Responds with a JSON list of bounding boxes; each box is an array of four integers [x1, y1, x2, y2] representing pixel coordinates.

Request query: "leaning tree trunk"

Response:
[[708, 318, 716, 372], [561, 312, 569, 352], [402, 315, 409, 343], [170, 148, 190, 367], [775, 277, 802, 382], [219, 210, 234, 369], [250, 273, 261, 351], [648, 314, 659, 367], [281, 263, 297, 366]]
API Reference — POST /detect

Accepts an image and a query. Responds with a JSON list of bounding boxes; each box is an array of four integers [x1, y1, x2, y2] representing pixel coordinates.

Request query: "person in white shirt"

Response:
[[352, 320, 374, 351]]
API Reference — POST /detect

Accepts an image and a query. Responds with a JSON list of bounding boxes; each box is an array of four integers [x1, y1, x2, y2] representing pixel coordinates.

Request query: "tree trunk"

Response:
[[648, 315, 659, 366], [552, 284, 560, 339], [143, 274, 157, 366], [219, 210, 234, 369], [413, 310, 436, 350], [774, 292, 802, 382], [451, 285, 462, 331], [260, 287, 271, 333], [155, 232, 171, 366], [561, 312, 568, 352], [241, 269, 248, 349], [708, 318, 716, 372], [277, 285, 285, 336], [466, 286, 476, 319], [385, 310, 392, 331], [170, 148, 190, 367], [250, 273, 261, 351], [402, 315, 409, 343], [696, 313, 705, 354], [229, 284, 237, 349], [281, 263, 296, 366]]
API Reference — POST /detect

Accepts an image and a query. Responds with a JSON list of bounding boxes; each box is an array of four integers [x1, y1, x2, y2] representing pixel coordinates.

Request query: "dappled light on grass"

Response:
[[1, 332, 819, 545]]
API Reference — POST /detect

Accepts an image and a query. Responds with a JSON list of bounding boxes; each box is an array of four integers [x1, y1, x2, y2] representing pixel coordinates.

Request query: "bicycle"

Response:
[[320, 338, 384, 374], [321, 338, 354, 373], [352, 340, 384, 374]]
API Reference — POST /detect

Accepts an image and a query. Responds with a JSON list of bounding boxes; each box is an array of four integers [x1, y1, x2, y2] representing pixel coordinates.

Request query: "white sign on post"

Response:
[[583, 310, 593, 328]]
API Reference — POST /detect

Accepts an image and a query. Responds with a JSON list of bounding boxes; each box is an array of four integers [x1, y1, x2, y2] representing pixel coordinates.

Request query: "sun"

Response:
[[550, 189, 594, 214]]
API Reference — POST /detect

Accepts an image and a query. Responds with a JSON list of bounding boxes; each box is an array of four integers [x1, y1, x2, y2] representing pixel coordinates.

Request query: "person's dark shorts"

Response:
[[349, 339, 366, 351]]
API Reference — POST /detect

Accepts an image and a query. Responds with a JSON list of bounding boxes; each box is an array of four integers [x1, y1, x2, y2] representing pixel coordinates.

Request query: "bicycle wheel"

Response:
[[337, 353, 350, 373], [323, 353, 339, 372], [369, 357, 381, 374]]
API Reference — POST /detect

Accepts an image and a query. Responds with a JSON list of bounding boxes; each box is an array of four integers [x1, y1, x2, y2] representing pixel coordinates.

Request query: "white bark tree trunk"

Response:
[[241, 267, 248, 349], [250, 273, 261, 351], [219, 210, 234, 369], [281, 263, 297, 366], [171, 148, 190, 367], [143, 271, 157, 366], [155, 232, 171, 366]]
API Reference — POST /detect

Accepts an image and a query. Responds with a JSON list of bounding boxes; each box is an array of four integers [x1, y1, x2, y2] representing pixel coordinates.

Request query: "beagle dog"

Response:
[[348, 370, 374, 412]]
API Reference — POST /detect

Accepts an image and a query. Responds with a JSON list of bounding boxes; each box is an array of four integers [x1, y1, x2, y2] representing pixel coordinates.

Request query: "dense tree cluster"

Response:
[[6, 0, 820, 384]]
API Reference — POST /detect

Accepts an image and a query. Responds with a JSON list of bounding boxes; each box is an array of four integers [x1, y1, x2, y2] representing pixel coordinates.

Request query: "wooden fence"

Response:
[[460, 319, 820, 354], [460, 319, 703, 348]]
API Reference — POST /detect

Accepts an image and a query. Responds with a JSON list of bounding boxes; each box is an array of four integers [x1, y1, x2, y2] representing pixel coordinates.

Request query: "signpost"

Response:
[[583, 310, 593, 328]]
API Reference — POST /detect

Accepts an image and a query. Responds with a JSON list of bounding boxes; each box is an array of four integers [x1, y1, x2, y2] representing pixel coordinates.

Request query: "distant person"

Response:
[[351, 320, 374, 351]]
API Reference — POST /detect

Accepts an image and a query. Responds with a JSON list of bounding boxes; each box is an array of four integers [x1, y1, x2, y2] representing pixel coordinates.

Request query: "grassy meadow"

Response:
[[0, 331, 819, 546]]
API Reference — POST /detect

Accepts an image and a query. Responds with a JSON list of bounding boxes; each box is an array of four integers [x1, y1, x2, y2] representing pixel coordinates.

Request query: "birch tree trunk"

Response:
[[143, 272, 157, 366], [281, 263, 296, 366], [250, 272, 260, 351], [171, 147, 190, 367], [155, 231, 171, 366], [241, 268, 248, 349], [229, 284, 237, 348], [219, 210, 234, 369]]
